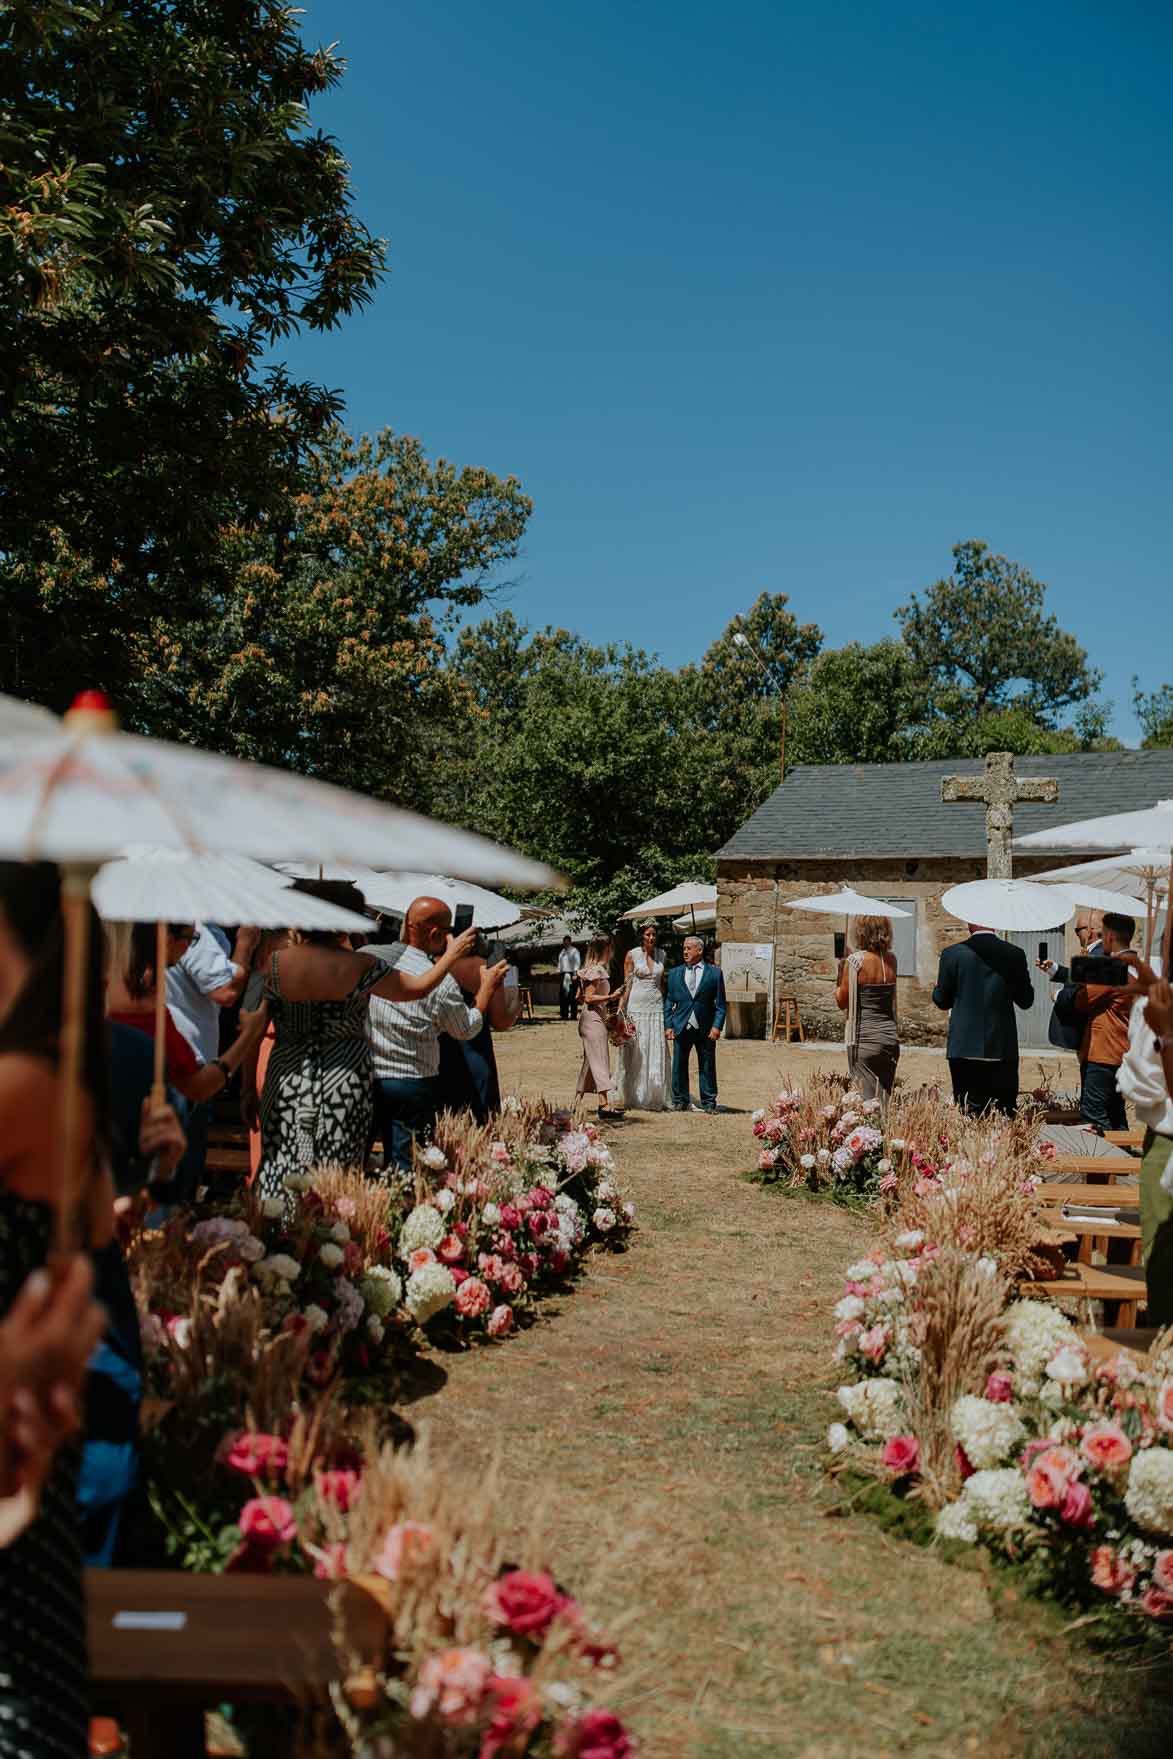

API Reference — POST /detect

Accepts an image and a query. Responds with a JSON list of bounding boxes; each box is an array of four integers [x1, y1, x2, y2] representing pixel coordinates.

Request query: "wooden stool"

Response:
[[771, 996, 805, 1043], [518, 987, 535, 1021]]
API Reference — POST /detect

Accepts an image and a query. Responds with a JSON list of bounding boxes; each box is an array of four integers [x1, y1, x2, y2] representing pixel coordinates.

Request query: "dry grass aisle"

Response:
[[420, 1020, 1170, 1758]]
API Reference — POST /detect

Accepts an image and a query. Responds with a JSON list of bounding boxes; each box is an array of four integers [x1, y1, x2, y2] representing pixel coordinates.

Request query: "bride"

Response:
[[616, 923, 668, 1111]]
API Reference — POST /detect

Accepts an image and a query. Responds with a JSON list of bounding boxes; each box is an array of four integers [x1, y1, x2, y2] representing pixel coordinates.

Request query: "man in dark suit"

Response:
[[663, 936, 727, 1113], [932, 923, 1034, 1116]]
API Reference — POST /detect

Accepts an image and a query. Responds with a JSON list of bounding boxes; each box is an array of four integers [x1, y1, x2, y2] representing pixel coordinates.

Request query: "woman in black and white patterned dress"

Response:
[[0, 862, 113, 1759], [254, 881, 476, 1195]]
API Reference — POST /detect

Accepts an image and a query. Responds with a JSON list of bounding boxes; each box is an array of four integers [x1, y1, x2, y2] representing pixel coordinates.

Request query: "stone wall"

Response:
[[716, 854, 1078, 1045]]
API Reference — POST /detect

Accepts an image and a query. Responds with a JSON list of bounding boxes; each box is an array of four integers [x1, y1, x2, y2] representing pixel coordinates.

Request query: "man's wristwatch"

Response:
[[212, 1057, 232, 1084]]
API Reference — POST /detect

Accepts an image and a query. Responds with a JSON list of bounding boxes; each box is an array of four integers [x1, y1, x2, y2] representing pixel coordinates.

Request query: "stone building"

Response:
[[716, 750, 1173, 1048]]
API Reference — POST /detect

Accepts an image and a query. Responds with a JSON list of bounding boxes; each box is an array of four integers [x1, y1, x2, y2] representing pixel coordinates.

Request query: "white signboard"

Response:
[[720, 941, 775, 996]]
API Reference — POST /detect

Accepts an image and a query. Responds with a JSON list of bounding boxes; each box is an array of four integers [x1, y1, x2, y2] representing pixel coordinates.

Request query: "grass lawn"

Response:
[[418, 1016, 1173, 1756]]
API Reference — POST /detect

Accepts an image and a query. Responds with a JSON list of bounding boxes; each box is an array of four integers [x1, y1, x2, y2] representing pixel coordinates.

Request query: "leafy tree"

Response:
[[1, 0, 384, 706], [1133, 679, 1173, 749], [896, 540, 1101, 728], [122, 427, 531, 805], [785, 641, 925, 766]]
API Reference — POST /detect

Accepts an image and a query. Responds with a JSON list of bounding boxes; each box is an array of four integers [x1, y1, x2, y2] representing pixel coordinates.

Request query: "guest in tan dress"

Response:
[[835, 915, 900, 1103], [576, 935, 624, 1117]]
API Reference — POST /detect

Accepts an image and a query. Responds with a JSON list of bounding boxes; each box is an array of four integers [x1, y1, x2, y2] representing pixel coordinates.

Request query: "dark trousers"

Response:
[[1080, 1061, 1127, 1134], [374, 1075, 442, 1173], [559, 977, 579, 1022], [671, 1027, 718, 1111], [947, 1058, 1017, 1118]]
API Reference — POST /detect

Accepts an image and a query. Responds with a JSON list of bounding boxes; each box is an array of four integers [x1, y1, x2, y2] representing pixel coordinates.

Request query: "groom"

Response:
[[664, 936, 727, 1113]]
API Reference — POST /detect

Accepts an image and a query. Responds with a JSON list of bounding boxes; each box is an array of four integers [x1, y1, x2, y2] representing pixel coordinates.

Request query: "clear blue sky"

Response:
[[282, 0, 1172, 741]]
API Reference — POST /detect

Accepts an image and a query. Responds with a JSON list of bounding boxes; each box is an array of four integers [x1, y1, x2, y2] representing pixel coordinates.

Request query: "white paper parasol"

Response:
[[93, 849, 373, 931], [941, 878, 1076, 932], [1029, 849, 1172, 898], [1017, 808, 1173, 962], [358, 873, 524, 931], [783, 888, 912, 918], [622, 882, 718, 922], [672, 906, 718, 932], [0, 692, 60, 736], [1042, 882, 1149, 919]]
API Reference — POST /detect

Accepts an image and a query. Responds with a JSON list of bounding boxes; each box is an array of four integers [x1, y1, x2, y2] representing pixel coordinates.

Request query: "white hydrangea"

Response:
[[405, 1261, 457, 1324], [366, 1314, 385, 1345], [257, 1253, 301, 1285], [1045, 1344, 1089, 1387], [962, 1468, 1032, 1532], [1001, 1301, 1078, 1382], [950, 1395, 1026, 1470], [481, 1202, 502, 1227], [399, 1205, 446, 1254], [433, 1187, 456, 1215], [1124, 1448, 1173, 1534], [827, 1422, 850, 1454], [836, 1377, 904, 1440], [596, 1180, 616, 1201], [330, 1221, 351, 1244], [834, 1295, 865, 1322], [302, 1304, 329, 1335], [817, 1148, 832, 1166], [976, 1256, 999, 1279], [752, 1108, 766, 1123], [935, 1500, 978, 1544], [284, 1173, 313, 1193], [261, 1198, 285, 1220], [894, 1230, 923, 1250], [845, 1260, 877, 1283], [421, 1145, 448, 1171], [800, 1154, 817, 1170], [359, 1266, 403, 1317], [318, 1243, 344, 1271], [237, 1234, 265, 1264]]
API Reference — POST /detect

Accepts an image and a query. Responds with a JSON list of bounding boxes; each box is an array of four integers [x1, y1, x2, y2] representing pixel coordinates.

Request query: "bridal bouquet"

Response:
[[606, 1010, 637, 1048]]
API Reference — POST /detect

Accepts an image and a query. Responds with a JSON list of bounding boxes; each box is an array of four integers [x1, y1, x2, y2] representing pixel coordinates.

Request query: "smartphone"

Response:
[[1038, 941, 1048, 964], [451, 903, 485, 957], [834, 932, 846, 960], [1070, 954, 1131, 986]]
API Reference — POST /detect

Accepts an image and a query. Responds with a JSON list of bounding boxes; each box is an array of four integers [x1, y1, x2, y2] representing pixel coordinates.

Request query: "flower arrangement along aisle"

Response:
[[750, 1078, 1054, 1205]]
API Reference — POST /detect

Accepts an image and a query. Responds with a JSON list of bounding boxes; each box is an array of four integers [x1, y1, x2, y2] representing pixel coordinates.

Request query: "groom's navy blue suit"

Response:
[[663, 961, 727, 1112]]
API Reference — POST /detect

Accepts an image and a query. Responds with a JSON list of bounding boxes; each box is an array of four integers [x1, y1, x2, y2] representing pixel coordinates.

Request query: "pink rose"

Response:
[[372, 1520, 433, 1580], [487, 1304, 514, 1338], [1141, 1587, 1173, 1620], [481, 1675, 542, 1759], [455, 1276, 491, 1319], [881, 1435, 920, 1477], [1091, 1544, 1136, 1596], [527, 1211, 549, 1237], [478, 1253, 506, 1283], [408, 1247, 437, 1271], [857, 1324, 889, 1365], [492, 1233, 517, 1261], [1156, 1382, 1173, 1432], [518, 1251, 539, 1279], [225, 1432, 289, 1480], [438, 1232, 465, 1265], [529, 1185, 554, 1209], [1154, 1551, 1173, 1594], [549, 1246, 571, 1274], [498, 1262, 525, 1296], [1027, 1463, 1066, 1510], [554, 1708, 636, 1758], [450, 1266, 469, 1285], [984, 1372, 1014, 1403], [409, 1646, 494, 1726], [316, 1469, 360, 1513], [238, 1496, 296, 1550], [1080, 1422, 1133, 1475], [1059, 1479, 1094, 1528], [485, 1568, 568, 1637], [498, 1204, 521, 1232]]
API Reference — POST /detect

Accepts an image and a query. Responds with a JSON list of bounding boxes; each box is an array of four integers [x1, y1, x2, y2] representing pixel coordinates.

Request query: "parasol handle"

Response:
[[1165, 856, 1173, 977], [1144, 878, 1154, 963], [56, 868, 94, 1256], [153, 921, 168, 1108]]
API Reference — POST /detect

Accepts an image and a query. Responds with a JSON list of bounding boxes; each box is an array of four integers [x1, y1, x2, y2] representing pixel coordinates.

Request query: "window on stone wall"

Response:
[[879, 898, 918, 979]]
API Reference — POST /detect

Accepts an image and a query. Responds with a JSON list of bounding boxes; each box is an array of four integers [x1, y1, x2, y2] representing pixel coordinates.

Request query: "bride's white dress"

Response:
[[617, 956, 667, 1111]]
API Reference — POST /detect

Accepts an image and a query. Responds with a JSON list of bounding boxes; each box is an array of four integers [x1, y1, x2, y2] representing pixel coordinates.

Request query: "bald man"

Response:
[[365, 898, 506, 1172]]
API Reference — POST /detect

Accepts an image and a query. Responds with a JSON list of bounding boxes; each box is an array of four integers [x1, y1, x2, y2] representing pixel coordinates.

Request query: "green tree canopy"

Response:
[[1134, 679, 1173, 749]]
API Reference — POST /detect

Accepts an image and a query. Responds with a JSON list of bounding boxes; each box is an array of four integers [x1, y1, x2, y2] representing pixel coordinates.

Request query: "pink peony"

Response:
[[438, 1232, 466, 1265], [1091, 1545, 1136, 1596], [409, 1646, 494, 1726], [555, 1709, 636, 1759], [225, 1431, 289, 1480], [408, 1246, 437, 1272], [372, 1520, 433, 1580], [1027, 1463, 1066, 1510], [498, 1262, 525, 1296], [485, 1569, 567, 1637], [1080, 1421, 1133, 1475], [316, 1469, 361, 1512], [498, 1204, 522, 1231], [1059, 1479, 1094, 1528], [527, 1211, 549, 1237], [518, 1250, 539, 1280], [549, 1246, 571, 1275], [1141, 1587, 1173, 1621], [881, 1435, 920, 1477], [984, 1372, 1014, 1403], [450, 1266, 469, 1285], [487, 1304, 514, 1338], [478, 1252, 506, 1283], [238, 1496, 296, 1550], [1154, 1551, 1173, 1594], [529, 1185, 554, 1209], [857, 1324, 889, 1365], [455, 1276, 491, 1319]]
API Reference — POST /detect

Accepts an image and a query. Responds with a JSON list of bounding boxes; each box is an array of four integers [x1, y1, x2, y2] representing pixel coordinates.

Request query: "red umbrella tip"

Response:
[[64, 690, 120, 732]]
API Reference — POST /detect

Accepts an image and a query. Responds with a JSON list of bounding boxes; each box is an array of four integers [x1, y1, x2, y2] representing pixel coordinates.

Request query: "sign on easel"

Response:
[[720, 941, 775, 997]]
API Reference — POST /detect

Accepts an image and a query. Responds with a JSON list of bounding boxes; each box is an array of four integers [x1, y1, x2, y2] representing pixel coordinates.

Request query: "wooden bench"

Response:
[[1043, 1156, 1143, 1180], [1033, 1182, 1139, 1210], [1019, 1261, 1148, 1328], [1105, 1129, 1145, 1150], [87, 1569, 385, 1758], [1036, 1206, 1142, 1268]]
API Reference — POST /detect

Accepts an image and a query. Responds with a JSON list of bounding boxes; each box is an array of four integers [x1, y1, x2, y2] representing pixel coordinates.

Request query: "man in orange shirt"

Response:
[[1074, 912, 1136, 1133]]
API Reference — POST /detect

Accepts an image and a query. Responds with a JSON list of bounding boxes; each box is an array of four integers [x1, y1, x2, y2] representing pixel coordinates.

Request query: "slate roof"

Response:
[[717, 750, 1173, 861]]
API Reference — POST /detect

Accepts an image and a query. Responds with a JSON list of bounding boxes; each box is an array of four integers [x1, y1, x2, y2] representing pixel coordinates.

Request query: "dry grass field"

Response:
[[416, 1015, 1173, 1757]]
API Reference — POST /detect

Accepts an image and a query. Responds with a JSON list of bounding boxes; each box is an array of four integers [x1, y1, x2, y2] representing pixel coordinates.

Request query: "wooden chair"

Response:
[[87, 1569, 385, 1759], [771, 996, 805, 1044]]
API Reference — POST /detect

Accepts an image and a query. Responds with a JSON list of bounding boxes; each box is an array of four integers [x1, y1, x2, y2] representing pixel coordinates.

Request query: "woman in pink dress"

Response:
[[575, 935, 624, 1118]]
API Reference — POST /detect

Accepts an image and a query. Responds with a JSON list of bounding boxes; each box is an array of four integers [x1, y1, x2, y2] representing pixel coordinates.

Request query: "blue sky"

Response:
[[283, 0, 1173, 741]]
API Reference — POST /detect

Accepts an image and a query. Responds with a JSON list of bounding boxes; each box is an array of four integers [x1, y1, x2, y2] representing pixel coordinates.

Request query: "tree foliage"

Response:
[[1134, 679, 1173, 750], [0, 0, 385, 706]]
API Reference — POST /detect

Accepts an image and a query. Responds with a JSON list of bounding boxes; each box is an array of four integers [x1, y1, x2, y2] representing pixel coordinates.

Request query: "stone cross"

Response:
[[941, 750, 1059, 879]]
